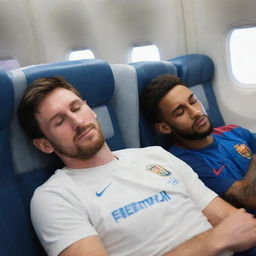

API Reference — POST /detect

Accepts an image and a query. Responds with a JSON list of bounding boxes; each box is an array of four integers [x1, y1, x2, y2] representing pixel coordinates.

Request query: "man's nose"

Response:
[[70, 113, 84, 130], [188, 105, 202, 119]]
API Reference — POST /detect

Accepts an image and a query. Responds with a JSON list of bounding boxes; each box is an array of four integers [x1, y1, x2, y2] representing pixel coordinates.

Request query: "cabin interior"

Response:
[[1, 0, 256, 255]]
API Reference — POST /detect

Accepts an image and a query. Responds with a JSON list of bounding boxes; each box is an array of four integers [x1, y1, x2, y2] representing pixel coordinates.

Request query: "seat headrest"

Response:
[[10, 59, 124, 175], [0, 69, 14, 130], [23, 59, 114, 107], [131, 61, 177, 95], [130, 61, 177, 148], [171, 54, 214, 86], [110, 64, 140, 148]]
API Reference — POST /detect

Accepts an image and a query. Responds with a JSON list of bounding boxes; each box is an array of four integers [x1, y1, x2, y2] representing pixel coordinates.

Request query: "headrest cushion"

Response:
[[23, 59, 114, 107], [171, 54, 214, 86]]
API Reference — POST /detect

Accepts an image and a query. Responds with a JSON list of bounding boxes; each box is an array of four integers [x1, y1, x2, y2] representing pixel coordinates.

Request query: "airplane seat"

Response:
[[130, 61, 177, 148], [0, 68, 44, 255], [2, 59, 126, 255], [169, 54, 225, 127], [110, 64, 140, 148]]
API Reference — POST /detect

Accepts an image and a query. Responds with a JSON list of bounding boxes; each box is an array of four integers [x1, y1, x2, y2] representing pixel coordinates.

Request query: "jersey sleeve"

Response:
[[31, 181, 98, 256]]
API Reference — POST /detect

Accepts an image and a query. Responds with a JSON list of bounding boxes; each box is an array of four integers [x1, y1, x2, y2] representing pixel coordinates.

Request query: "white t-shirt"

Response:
[[31, 146, 231, 256]]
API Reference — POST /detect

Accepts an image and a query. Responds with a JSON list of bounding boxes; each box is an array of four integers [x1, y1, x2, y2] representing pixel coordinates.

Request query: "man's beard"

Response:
[[49, 121, 105, 160], [171, 116, 214, 141]]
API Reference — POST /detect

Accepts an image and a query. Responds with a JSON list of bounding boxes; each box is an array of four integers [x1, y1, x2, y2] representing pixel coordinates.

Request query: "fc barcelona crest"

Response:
[[234, 144, 252, 159], [146, 164, 172, 176]]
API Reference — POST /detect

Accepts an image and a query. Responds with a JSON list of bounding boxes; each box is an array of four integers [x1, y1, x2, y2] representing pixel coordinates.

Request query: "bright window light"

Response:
[[230, 27, 256, 85], [130, 44, 160, 63], [68, 49, 95, 61]]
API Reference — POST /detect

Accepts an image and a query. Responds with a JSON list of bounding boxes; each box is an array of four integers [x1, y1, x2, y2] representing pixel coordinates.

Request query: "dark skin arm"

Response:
[[224, 154, 256, 210]]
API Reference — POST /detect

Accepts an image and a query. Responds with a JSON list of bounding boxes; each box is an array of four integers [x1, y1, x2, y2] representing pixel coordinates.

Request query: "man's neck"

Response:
[[177, 135, 214, 150], [61, 143, 116, 169]]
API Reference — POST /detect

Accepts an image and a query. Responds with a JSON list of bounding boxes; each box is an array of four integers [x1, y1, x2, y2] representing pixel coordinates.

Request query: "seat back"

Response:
[[0, 68, 43, 255], [1, 59, 126, 255], [110, 64, 140, 148], [130, 61, 177, 147], [170, 54, 225, 127]]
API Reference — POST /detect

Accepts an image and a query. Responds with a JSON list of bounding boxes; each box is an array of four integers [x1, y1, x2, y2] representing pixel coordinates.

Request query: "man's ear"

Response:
[[154, 122, 172, 134], [33, 137, 54, 154]]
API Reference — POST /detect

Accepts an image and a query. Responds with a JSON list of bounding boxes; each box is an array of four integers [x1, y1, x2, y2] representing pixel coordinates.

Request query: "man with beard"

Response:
[[18, 77, 256, 256], [140, 74, 256, 213]]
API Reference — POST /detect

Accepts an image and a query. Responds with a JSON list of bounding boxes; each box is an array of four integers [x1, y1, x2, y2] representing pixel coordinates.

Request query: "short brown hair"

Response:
[[18, 77, 83, 139]]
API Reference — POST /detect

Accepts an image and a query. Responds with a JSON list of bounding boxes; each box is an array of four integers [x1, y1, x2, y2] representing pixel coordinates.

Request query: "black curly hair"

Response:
[[140, 74, 186, 124]]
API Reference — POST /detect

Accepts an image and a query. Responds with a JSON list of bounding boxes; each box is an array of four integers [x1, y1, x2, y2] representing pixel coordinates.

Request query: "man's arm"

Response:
[[59, 235, 108, 256], [163, 197, 256, 256], [225, 154, 256, 209], [59, 198, 256, 256]]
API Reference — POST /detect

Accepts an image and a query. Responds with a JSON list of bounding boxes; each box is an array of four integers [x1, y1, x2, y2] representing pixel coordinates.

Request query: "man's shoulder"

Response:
[[213, 124, 254, 141], [32, 168, 70, 201], [169, 146, 203, 165], [169, 144, 195, 155], [114, 146, 178, 161], [213, 124, 239, 135], [114, 146, 166, 155]]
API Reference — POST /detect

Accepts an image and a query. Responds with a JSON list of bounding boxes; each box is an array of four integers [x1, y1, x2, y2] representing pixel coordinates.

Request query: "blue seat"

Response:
[[110, 64, 140, 149], [0, 68, 43, 255], [169, 54, 225, 127], [1, 59, 127, 255], [130, 61, 177, 147]]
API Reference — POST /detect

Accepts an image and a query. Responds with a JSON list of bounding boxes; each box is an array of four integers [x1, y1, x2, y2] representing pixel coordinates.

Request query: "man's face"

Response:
[[34, 88, 105, 160], [156, 85, 213, 140]]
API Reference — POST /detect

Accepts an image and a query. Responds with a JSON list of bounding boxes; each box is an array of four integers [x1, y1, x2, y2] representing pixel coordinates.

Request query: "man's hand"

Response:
[[212, 208, 256, 252], [164, 208, 256, 256]]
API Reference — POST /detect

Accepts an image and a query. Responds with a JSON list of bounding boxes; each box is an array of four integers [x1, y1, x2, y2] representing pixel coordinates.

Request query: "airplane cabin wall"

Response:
[[0, 0, 256, 130], [0, 0, 42, 66], [183, 0, 256, 131], [27, 0, 187, 64]]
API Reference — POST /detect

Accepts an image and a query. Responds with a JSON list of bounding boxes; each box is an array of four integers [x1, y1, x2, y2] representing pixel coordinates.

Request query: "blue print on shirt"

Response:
[[111, 191, 171, 223]]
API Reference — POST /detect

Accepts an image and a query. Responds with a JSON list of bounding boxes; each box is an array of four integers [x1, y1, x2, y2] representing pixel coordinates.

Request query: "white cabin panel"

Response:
[[183, 0, 256, 131]]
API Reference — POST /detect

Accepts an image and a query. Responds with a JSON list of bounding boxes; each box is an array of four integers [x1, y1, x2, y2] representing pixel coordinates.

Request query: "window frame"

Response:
[[129, 43, 160, 63], [67, 48, 95, 61], [227, 25, 256, 89]]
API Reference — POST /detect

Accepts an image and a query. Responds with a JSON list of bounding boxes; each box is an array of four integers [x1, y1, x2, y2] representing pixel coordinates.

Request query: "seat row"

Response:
[[0, 54, 224, 255]]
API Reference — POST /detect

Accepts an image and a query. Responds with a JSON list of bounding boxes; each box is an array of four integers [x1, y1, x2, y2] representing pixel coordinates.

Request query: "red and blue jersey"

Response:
[[169, 125, 256, 197]]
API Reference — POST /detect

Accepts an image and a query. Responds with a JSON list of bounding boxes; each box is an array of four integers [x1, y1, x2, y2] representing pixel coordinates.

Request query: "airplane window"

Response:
[[229, 27, 256, 85], [0, 55, 20, 70], [130, 44, 160, 63], [68, 49, 95, 60]]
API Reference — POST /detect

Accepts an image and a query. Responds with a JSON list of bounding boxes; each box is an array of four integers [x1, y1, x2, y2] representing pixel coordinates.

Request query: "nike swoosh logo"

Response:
[[212, 165, 225, 175], [96, 183, 112, 197]]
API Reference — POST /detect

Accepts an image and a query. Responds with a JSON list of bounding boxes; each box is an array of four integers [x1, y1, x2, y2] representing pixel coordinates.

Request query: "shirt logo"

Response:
[[167, 177, 180, 185], [212, 165, 225, 175], [234, 144, 252, 159], [96, 183, 112, 197], [146, 164, 171, 176], [111, 191, 171, 223]]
